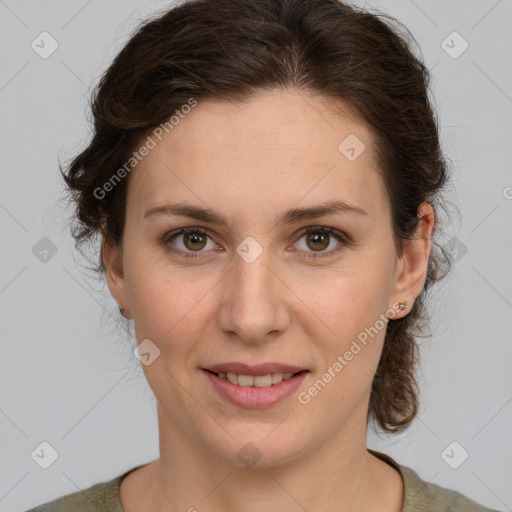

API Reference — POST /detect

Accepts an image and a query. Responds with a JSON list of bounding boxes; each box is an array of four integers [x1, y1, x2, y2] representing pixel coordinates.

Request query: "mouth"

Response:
[[203, 368, 308, 387], [202, 364, 310, 408]]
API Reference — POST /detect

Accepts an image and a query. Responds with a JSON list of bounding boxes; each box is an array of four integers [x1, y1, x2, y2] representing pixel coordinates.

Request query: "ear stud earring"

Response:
[[398, 303, 407, 311], [118, 304, 129, 318]]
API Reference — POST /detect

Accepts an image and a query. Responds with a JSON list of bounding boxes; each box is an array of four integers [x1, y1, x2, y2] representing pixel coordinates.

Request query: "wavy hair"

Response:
[[61, 0, 452, 433]]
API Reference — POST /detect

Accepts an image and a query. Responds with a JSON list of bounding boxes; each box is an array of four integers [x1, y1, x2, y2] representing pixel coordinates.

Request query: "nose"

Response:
[[216, 246, 290, 344]]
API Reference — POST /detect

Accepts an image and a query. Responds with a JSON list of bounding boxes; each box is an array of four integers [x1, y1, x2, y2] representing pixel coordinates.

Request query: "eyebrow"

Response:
[[143, 200, 368, 228]]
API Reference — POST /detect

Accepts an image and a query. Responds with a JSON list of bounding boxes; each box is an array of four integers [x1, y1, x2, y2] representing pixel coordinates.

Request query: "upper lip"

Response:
[[204, 362, 308, 376]]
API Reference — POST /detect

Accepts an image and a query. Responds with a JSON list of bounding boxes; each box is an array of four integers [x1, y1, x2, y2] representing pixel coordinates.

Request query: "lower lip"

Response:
[[203, 370, 308, 408]]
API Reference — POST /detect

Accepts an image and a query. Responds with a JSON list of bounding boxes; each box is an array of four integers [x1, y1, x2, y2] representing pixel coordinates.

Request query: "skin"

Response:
[[103, 89, 434, 512]]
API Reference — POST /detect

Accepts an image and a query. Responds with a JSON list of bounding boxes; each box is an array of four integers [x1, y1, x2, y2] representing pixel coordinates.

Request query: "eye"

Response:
[[163, 227, 218, 258], [294, 226, 347, 258], [163, 225, 349, 259]]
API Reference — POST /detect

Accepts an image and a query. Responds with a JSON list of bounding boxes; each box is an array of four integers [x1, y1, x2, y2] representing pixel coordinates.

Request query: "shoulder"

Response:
[[368, 449, 502, 512], [24, 466, 142, 512], [399, 464, 502, 512]]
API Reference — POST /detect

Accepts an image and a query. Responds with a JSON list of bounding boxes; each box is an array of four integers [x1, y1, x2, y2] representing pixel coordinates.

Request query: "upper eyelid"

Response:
[[166, 225, 343, 240]]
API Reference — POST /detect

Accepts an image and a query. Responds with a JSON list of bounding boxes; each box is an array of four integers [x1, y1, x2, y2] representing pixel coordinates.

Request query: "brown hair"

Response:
[[61, 0, 452, 434]]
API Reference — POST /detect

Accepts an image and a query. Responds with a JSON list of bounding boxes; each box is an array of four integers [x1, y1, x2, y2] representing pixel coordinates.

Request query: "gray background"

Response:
[[0, 0, 511, 511]]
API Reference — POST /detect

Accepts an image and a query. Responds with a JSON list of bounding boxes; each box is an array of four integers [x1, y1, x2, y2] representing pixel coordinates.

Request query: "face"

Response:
[[103, 89, 432, 468]]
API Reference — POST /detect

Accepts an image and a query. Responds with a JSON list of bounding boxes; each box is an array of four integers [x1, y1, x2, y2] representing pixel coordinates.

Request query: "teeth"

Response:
[[238, 374, 255, 386], [217, 372, 296, 387], [226, 372, 237, 385], [254, 375, 272, 387]]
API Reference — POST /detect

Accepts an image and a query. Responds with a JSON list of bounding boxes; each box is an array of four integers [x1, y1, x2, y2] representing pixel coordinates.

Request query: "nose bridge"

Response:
[[217, 241, 288, 342]]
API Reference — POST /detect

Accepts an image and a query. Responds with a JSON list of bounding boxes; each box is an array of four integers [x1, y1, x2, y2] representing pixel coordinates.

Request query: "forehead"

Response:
[[127, 90, 388, 223]]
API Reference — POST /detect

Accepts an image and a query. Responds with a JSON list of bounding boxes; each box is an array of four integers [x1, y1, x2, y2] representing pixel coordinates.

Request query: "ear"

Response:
[[102, 237, 130, 317], [389, 202, 434, 318]]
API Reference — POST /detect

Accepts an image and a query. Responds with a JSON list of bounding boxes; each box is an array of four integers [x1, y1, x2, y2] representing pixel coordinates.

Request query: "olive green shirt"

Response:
[[25, 449, 501, 511]]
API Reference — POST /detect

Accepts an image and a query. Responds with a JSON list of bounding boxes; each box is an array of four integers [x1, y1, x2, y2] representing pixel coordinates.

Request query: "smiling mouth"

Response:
[[203, 369, 307, 387]]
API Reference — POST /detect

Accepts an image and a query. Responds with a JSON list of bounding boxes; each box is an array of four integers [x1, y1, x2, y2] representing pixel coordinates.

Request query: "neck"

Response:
[[124, 403, 404, 512]]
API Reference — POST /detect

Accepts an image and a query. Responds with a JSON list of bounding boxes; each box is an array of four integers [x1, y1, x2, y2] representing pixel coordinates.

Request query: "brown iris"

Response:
[[306, 231, 329, 251], [184, 231, 207, 251]]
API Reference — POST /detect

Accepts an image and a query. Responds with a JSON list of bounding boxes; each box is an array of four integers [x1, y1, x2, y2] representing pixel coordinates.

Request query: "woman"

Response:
[[26, 0, 500, 510]]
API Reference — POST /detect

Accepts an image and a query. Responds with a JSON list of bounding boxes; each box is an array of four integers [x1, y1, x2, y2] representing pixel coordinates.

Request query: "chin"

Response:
[[205, 431, 306, 470]]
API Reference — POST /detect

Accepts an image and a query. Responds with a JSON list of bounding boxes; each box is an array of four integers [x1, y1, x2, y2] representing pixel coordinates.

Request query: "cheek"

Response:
[[130, 281, 207, 351], [296, 262, 392, 337], [123, 247, 206, 346], [299, 276, 389, 418], [124, 225, 395, 353], [291, 257, 394, 388]]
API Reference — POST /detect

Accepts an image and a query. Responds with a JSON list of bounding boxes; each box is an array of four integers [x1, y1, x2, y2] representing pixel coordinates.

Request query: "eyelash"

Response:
[[162, 226, 349, 260]]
